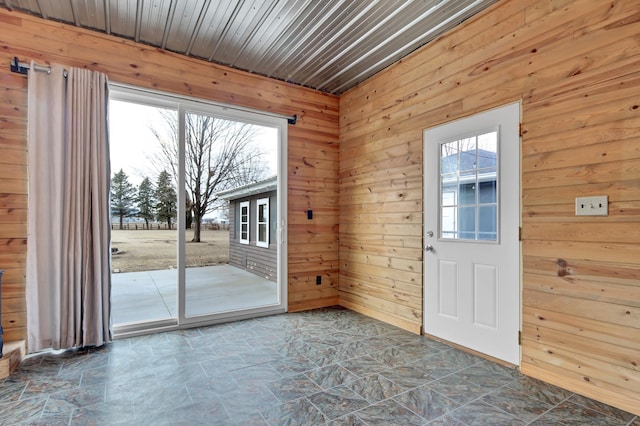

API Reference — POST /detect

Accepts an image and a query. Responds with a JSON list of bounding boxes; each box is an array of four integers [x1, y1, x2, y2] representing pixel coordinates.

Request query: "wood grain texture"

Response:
[[339, 0, 640, 415], [0, 8, 340, 345]]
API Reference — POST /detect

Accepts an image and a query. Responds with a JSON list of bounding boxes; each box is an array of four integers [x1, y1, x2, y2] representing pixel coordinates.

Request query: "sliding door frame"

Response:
[[110, 83, 288, 337]]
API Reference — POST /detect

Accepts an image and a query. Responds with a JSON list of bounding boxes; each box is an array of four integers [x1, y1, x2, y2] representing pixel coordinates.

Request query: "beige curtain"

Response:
[[26, 63, 111, 352]]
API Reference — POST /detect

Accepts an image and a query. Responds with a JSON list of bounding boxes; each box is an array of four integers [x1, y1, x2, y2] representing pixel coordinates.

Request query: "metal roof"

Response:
[[1, 0, 496, 94], [217, 175, 278, 200]]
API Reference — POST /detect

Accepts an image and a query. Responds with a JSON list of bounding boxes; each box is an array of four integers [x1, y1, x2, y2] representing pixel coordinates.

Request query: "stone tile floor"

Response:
[[0, 306, 637, 425]]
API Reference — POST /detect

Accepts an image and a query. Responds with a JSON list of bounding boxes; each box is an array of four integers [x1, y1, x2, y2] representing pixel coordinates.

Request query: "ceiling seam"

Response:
[[267, 0, 349, 77], [300, 0, 416, 88], [207, 0, 246, 62], [332, 0, 488, 93], [317, 0, 450, 91], [228, 0, 281, 68], [185, 0, 212, 56], [287, 0, 380, 82], [161, 0, 178, 49]]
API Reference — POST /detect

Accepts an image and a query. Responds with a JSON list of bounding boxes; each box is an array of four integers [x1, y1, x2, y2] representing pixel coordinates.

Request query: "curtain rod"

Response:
[[110, 81, 298, 125], [10, 57, 67, 78], [11, 57, 50, 75], [10, 57, 297, 125]]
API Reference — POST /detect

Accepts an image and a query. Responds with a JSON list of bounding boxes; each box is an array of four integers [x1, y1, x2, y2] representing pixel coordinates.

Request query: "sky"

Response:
[[109, 100, 278, 187], [109, 100, 169, 185]]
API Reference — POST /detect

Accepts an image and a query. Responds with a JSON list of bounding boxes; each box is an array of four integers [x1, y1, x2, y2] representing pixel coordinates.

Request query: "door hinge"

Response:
[[518, 330, 522, 346], [519, 123, 524, 137]]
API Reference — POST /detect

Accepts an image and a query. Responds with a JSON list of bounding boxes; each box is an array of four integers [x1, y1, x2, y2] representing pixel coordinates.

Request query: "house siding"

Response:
[[339, 0, 639, 415], [228, 192, 277, 282]]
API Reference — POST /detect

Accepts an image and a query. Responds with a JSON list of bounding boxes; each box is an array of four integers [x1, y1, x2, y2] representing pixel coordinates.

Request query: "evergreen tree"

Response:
[[155, 170, 177, 229], [136, 177, 155, 228], [110, 169, 136, 229]]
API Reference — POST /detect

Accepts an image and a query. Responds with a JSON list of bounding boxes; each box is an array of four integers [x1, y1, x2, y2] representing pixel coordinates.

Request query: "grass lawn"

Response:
[[111, 228, 229, 273]]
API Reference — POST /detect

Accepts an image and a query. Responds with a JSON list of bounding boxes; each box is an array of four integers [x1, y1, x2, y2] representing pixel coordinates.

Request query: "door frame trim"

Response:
[[109, 83, 288, 337], [422, 101, 522, 365]]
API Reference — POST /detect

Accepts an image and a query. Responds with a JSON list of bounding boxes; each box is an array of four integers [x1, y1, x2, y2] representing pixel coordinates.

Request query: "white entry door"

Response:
[[423, 102, 520, 365]]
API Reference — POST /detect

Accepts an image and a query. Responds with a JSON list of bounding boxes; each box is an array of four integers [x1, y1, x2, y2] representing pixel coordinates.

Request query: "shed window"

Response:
[[240, 201, 249, 245], [256, 198, 269, 248]]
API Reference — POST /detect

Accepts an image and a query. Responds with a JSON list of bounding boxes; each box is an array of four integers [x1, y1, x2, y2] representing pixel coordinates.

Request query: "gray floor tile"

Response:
[[455, 364, 516, 390], [347, 373, 405, 404], [326, 413, 367, 426], [339, 355, 389, 378], [427, 374, 488, 404], [411, 356, 460, 381], [0, 398, 48, 424], [539, 400, 629, 426], [230, 363, 283, 387], [568, 393, 636, 423], [480, 386, 553, 423], [216, 384, 279, 419], [431, 349, 485, 369], [305, 364, 359, 390], [395, 385, 460, 422], [306, 386, 368, 420], [260, 397, 327, 425], [43, 383, 107, 416], [380, 365, 434, 390], [21, 412, 72, 426], [355, 398, 426, 426], [266, 373, 322, 401], [427, 414, 468, 425], [0, 380, 28, 402], [138, 400, 230, 425], [505, 376, 573, 406], [449, 400, 526, 425], [185, 371, 239, 397], [69, 397, 136, 426], [268, 354, 317, 376], [3, 307, 636, 426]]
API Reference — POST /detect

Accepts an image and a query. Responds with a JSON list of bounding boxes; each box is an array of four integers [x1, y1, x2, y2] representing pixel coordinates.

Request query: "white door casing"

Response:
[[423, 102, 520, 365]]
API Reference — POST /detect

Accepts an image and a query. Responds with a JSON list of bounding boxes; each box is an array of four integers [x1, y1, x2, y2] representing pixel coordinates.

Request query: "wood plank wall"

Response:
[[339, 0, 639, 415], [0, 9, 340, 343]]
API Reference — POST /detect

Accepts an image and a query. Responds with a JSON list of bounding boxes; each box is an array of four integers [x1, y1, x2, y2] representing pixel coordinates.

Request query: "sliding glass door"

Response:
[[182, 110, 280, 317], [109, 85, 287, 336], [109, 100, 179, 327]]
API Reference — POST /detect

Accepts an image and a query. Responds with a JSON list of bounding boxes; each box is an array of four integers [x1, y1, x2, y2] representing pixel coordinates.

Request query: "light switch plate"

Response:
[[575, 195, 608, 216]]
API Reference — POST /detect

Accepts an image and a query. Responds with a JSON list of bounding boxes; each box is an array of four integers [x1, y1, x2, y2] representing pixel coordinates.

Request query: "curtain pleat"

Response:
[[26, 63, 111, 352]]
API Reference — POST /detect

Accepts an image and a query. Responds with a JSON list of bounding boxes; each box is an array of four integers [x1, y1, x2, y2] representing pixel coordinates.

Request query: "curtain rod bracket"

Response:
[[10, 57, 28, 75], [288, 114, 297, 125]]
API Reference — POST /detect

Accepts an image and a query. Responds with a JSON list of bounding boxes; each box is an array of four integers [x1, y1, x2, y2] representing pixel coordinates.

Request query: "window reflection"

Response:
[[439, 131, 498, 241]]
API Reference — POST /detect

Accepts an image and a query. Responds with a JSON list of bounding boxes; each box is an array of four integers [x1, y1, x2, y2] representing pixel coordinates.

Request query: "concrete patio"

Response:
[[111, 265, 279, 325]]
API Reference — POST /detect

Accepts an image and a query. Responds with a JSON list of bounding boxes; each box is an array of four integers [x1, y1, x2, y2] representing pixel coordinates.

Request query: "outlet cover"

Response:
[[575, 196, 608, 216]]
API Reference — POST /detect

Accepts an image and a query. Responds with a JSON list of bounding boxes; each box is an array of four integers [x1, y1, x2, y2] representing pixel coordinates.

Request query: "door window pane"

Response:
[[441, 206, 457, 238], [478, 205, 497, 240], [439, 131, 498, 242], [478, 179, 497, 203]]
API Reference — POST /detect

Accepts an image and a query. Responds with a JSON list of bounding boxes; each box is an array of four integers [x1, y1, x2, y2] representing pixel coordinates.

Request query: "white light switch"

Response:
[[575, 196, 608, 216]]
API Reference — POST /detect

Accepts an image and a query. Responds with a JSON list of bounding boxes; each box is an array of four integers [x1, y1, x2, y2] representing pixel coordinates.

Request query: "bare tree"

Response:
[[150, 111, 267, 242]]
